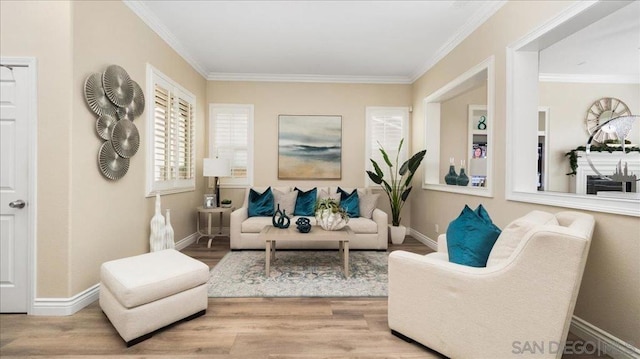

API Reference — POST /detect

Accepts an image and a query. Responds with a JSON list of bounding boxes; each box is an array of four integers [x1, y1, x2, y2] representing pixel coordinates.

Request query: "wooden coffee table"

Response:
[[259, 225, 354, 277]]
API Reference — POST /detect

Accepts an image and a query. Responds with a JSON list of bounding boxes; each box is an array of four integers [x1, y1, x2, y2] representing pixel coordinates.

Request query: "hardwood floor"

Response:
[[0, 236, 609, 358]]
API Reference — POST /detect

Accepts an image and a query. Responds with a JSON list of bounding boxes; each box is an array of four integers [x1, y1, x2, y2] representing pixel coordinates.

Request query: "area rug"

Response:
[[207, 250, 388, 297]]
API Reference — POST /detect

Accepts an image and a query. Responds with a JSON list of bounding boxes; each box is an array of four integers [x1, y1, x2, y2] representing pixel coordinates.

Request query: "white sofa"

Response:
[[230, 186, 388, 250], [388, 210, 595, 359]]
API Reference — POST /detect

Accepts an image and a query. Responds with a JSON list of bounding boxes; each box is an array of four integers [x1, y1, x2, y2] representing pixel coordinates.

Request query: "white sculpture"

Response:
[[149, 194, 165, 252], [164, 209, 175, 249]]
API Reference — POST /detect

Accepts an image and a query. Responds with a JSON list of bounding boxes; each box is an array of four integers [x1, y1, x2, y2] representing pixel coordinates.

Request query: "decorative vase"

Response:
[[149, 194, 165, 252], [164, 209, 175, 249], [457, 168, 469, 186], [295, 217, 311, 233], [315, 209, 348, 231], [457, 160, 469, 186], [389, 225, 406, 245], [272, 204, 291, 229], [444, 158, 458, 185]]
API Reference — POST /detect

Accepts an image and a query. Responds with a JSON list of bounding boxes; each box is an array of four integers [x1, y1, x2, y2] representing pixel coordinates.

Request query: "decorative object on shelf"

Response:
[[272, 204, 291, 229], [315, 198, 349, 231], [203, 194, 216, 209], [164, 209, 175, 250], [477, 115, 487, 130], [203, 157, 231, 207], [278, 115, 342, 180], [85, 64, 144, 180], [295, 217, 311, 233], [221, 199, 232, 208], [584, 97, 631, 144], [457, 160, 469, 186], [444, 157, 458, 185], [149, 194, 165, 252], [366, 138, 426, 244], [98, 140, 129, 180]]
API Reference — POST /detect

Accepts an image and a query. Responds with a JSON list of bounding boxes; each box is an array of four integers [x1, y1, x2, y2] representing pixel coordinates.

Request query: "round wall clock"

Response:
[[585, 97, 631, 143]]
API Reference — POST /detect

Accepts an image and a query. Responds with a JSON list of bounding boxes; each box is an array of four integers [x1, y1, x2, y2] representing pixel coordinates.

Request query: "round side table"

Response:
[[196, 206, 234, 248]]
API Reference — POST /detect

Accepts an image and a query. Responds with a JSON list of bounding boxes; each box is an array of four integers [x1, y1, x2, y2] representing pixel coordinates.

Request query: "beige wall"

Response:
[[411, 1, 639, 346], [2, 0, 207, 297], [539, 82, 640, 192], [207, 81, 412, 226], [1, 0, 73, 297]]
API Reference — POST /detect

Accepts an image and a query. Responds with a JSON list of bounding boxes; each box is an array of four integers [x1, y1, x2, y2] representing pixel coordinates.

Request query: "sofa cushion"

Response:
[[294, 187, 317, 216], [446, 205, 501, 267], [486, 211, 559, 267], [319, 188, 341, 203], [337, 187, 360, 218], [241, 216, 274, 233], [345, 217, 378, 234], [274, 188, 297, 215], [248, 187, 274, 217], [358, 193, 380, 219]]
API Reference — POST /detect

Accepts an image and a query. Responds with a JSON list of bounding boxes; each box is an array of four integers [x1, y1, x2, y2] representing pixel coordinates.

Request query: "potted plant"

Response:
[[221, 199, 232, 208], [366, 139, 426, 244], [314, 198, 349, 231]]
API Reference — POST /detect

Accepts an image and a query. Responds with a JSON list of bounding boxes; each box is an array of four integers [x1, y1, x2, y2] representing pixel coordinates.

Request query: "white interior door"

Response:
[[0, 63, 31, 313]]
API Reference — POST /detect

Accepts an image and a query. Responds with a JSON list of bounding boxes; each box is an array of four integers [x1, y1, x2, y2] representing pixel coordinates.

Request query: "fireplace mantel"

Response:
[[569, 151, 640, 195]]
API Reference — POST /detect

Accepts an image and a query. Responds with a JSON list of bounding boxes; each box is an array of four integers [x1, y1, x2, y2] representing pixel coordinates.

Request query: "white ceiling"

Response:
[[124, 0, 505, 83]]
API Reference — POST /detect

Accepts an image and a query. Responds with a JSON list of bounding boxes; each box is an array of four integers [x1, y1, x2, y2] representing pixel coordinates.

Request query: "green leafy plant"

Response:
[[221, 199, 232, 205], [366, 139, 426, 226], [314, 198, 349, 221], [565, 144, 640, 176]]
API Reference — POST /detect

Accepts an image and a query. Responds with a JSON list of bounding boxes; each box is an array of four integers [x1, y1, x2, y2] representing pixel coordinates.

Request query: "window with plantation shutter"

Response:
[[365, 107, 409, 186], [146, 64, 196, 195], [209, 104, 254, 187]]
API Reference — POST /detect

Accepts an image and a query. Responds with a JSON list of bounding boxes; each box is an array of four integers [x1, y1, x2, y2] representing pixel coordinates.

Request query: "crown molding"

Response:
[[122, 0, 208, 78], [539, 73, 639, 84], [409, 1, 507, 83], [207, 72, 413, 84]]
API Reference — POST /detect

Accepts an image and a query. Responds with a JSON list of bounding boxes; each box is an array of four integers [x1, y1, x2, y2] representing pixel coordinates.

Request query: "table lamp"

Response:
[[203, 158, 231, 207]]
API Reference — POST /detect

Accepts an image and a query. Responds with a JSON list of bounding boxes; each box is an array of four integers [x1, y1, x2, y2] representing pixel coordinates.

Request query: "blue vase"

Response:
[[456, 167, 469, 186], [445, 165, 458, 185], [272, 204, 291, 229]]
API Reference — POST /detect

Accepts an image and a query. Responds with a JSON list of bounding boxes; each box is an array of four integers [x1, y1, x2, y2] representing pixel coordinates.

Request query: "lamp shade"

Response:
[[203, 158, 231, 177]]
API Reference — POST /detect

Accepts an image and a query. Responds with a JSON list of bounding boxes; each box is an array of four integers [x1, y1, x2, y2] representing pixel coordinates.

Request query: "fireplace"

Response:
[[570, 152, 639, 195]]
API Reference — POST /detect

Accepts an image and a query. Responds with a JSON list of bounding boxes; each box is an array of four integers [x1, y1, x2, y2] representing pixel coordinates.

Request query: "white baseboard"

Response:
[[31, 283, 100, 316], [408, 227, 438, 251], [570, 316, 639, 359], [30, 233, 200, 316]]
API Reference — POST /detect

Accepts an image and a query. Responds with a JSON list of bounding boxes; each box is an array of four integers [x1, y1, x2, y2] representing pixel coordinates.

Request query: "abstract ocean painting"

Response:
[[278, 115, 342, 179]]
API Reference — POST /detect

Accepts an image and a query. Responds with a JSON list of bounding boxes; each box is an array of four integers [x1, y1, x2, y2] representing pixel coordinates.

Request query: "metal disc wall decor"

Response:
[[103, 65, 134, 107], [98, 141, 129, 180], [117, 106, 135, 122], [96, 114, 117, 140], [87, 64, 144, 180], [111, 118, 140, 158], [84, 73, 117, 117], [129, 81, 145, 117]]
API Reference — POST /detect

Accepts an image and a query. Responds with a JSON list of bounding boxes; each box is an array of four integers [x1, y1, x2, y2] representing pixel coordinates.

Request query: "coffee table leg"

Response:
[[265, 240, 271, 276], [343, 241, 349, 277]]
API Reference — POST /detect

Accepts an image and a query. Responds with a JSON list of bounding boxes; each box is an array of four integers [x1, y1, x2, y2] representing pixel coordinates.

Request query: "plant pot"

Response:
[[389, 225, 406, 244], [315, 209, 348, 231]]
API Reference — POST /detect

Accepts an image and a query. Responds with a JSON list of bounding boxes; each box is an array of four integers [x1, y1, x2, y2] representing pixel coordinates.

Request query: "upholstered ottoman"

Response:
[[99, 249, 209, 346]]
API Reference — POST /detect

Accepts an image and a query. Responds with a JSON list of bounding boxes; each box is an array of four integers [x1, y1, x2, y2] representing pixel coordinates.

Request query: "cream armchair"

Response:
[[388, 211, 595, 359]]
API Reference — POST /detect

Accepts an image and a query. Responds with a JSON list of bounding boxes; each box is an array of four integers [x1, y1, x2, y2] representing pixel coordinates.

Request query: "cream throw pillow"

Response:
[[273, 189, 297, 215], [486, 211, 559, 267], [358, 193, 380, 219]]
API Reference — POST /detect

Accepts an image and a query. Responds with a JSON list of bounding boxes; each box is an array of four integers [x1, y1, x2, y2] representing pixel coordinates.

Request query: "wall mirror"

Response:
[[507, 0, 640, 216], [423, 56, 494, 197]]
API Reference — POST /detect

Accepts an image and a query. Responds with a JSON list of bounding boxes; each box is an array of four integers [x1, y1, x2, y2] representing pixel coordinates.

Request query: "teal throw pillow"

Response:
[[446, 205, 501, 267], [294, 187, 317, 216], [337, 187, 360, 218], [248, 187, 274, 217]]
